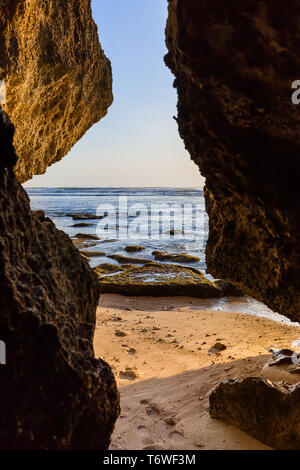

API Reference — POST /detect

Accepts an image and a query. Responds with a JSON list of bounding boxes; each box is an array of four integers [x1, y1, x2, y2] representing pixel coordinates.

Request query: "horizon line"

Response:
[[23, 185, 204, 189]]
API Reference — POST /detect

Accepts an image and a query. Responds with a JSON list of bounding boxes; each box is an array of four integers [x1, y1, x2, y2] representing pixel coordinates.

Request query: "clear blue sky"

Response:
[[24, 0, 203, 188]]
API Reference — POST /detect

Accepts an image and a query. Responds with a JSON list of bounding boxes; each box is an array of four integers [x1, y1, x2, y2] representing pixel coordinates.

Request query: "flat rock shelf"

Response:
[[98, 263, 222, 298]]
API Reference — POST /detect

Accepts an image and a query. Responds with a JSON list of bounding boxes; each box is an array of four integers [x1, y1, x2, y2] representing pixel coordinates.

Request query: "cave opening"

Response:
[[1, 0, 299, 451], [23, 0, 294, 325], [23, 2, 219, 308]]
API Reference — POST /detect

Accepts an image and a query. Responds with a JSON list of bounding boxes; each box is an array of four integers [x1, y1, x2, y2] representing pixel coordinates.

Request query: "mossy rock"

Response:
[[152, 251, 200, 263], [72, 222, 93, 228], [94, 263, 138, 276], [120, 264, 139, 271], [67, 212, 104, 220], [74, 233, 100, 240], [72, 238, 98, 250], [215, 280, 245, 297], [100, 262, 222, 297], [94, 263, 122, 276], [108, 254, 152, 264], [125, 245, 145, 252], [80, 250, 106, 258]]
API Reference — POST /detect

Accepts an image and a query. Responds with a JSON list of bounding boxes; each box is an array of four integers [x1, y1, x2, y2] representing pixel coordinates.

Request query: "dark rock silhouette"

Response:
[[166, 0, 300, 449], [165, 0, 300, 322], [210, 377, 300, 450], [0, 109, 119, 449]]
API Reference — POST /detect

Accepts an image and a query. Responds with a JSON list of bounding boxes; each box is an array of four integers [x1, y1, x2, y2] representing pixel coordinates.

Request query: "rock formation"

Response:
[[209, 377, 300, 450], [0, 0, 112, 182], [165, 0, 300, 322], [98, 262, 222, 297], [166, 0, 300, 449], [0, 0, 119, 449], [0, 108, 119, 449]]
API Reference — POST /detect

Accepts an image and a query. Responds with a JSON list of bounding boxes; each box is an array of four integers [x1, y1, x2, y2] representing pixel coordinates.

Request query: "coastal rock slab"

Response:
[[152, 251, 200, 263], [94, 263, 139, 276], [100, 263, 222, 297], [165, 0, 300, 321], [0, 109, 119, 449], [125, 246, 145, 253], [108, 254, 152, 265], [0, 0, 112, 182], [209, 377, 300, 450]]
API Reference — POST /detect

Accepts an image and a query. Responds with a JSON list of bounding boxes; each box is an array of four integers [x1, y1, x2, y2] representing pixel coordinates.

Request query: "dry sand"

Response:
[[94, 294, 300, 450]]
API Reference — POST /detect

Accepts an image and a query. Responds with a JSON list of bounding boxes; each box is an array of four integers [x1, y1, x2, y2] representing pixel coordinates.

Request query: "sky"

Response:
[[24, 0, 204, 188]]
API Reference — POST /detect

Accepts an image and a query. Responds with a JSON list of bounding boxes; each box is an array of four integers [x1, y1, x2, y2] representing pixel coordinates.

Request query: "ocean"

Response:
[[26, 187, 208, 271], [25, 186, 297, 325]]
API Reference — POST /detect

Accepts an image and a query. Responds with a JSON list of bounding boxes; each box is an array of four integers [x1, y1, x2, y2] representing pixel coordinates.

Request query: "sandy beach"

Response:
[[94, 294, 300, 451]]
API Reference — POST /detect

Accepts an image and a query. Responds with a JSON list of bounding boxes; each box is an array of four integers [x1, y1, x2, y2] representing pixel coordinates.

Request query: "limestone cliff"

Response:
[[166, 0, 300, 322], [0, 108, 119, 449], [0, 0, 112, 182]]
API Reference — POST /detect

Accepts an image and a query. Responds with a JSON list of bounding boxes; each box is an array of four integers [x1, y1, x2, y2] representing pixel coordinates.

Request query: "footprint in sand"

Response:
[[119, 368, 138, 380], [127, 347, 137, 355], [145, 405, 160, 417], [140, 399, 149, 406], [143, 444, 165, 450], [169, 430, 185, 444], [138, 426, 152, 445]]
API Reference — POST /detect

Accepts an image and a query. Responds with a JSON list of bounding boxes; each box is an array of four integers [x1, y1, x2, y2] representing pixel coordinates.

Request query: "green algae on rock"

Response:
[[152, 251, 200, 263], [72, 223, 93, 228], [94, 263, 139, 276], [125, 246, 145, 253], [71, 238, 98, 250], [108, 254, 152, 264], [100, 263, 222, 297], [74, 233, 100, 240], [80, 250, 106, 258]]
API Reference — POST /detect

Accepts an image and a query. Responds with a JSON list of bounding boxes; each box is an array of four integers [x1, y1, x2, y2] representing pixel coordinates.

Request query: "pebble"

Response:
[[115, 330, 127, 337]]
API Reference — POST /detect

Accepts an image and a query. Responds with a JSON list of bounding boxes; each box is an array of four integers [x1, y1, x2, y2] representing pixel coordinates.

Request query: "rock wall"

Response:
[[210, 377, 300, 450], [0, 0, 119, 449], [0, 0, 113, 182], [0, 108, 119, 449], [165, 0, 300, 322]]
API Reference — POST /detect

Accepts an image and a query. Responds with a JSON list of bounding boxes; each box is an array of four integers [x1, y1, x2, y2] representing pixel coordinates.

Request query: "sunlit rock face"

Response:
[[165, 0, 300, 322], [0, 0, 113, 182], [0, 109, 119, 449]]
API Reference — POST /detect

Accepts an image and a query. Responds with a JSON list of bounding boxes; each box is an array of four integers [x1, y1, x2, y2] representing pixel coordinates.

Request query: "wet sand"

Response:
[[94, 294, 300, 450]]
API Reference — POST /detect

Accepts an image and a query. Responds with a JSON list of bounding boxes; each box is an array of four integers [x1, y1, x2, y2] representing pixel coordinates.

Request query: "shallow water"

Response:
[[187, 296, 299, 326], [26, 187, 298, 326], [26, 187, 208, 269]]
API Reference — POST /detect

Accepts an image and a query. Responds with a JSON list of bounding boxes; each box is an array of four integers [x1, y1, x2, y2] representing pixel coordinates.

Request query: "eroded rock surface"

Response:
[[165, 0, 300, 321], [0, 0, 112, 182], [99, 262, 221, 297], [209, 377, 300, 450], [0, 109, 119, 449]]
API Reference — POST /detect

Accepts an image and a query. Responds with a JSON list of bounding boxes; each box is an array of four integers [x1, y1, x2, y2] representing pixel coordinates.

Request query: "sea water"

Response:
[[26, 187, 298, 326]]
